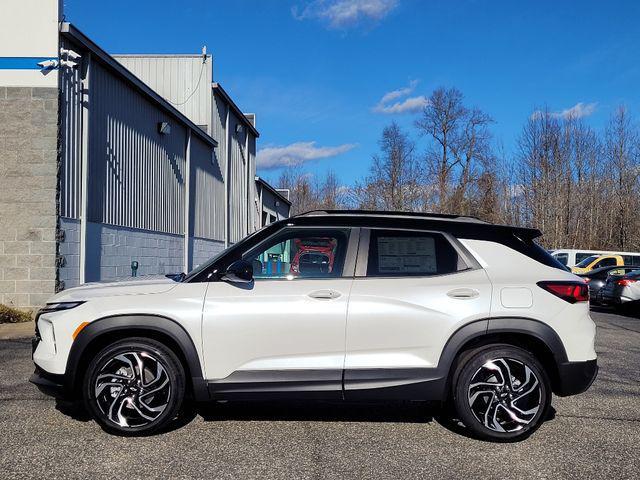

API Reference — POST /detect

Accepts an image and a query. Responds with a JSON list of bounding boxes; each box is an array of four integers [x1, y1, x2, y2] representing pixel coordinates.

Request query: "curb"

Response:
[[0, 321, 35, 340]]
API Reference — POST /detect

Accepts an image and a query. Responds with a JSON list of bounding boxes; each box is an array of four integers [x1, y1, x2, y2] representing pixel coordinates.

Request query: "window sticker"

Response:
[[377, 236, 437, 273]]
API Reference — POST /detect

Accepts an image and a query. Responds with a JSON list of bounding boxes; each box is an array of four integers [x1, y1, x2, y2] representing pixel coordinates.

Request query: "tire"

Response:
[[452, 344, 551, 442], [83, 337, 185, 436]]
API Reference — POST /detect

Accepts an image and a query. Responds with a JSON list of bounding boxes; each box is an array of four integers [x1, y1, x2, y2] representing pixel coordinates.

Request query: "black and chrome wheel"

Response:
[[84, 338, 185, 435], [453, 345, 551, 442]]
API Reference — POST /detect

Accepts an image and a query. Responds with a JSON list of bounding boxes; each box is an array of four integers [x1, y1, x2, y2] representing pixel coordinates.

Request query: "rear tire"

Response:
[[83, 338, 185, 436], [452, 344, 551, 442]]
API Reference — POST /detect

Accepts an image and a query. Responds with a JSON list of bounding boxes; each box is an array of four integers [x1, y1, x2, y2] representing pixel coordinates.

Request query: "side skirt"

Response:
[[207, 368, 446, 402]]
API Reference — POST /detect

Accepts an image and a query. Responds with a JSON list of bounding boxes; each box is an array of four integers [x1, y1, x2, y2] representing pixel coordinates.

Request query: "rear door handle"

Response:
[[447, 288, 480, 299], [308, 289, 341, 300]]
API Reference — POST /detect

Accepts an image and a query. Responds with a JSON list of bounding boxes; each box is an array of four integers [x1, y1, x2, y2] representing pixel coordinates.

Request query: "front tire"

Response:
[[452, 345, 551, 442], [83, 338, 185, 436]]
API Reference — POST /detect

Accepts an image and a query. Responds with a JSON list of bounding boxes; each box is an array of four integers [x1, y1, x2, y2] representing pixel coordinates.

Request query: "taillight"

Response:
[[616, 278, 638, 286], [537, 281, 589, 303]]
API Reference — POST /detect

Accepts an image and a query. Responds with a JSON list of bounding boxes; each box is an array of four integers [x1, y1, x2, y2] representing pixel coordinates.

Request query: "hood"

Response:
[[47, 276, 178, 303]]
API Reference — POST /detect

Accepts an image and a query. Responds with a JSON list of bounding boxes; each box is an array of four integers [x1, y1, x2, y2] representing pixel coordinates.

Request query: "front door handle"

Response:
[[308, 289, 341, 300], [447, 288, 480, 299]]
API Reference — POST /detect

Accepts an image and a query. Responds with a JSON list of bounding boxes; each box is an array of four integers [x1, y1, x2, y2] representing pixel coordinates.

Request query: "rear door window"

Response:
[[365, 230, 465, 277]]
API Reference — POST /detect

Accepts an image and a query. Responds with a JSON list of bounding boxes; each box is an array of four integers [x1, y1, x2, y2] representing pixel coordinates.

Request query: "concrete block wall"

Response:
[[0, 86, 59, 309], [86, 223, 184, 282], [58, 217, 80, 289], [192, 237, 225, 269]]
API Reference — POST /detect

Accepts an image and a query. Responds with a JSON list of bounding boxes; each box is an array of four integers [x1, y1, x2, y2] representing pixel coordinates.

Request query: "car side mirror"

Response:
[[222, 260, 253, 283]]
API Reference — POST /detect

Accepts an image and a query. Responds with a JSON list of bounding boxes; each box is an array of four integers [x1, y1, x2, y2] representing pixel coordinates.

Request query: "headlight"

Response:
[[40, 301, 85, 313]]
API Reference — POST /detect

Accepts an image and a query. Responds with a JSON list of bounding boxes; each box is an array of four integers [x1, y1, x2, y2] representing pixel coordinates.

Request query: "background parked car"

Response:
[[597, 269, 640, 310], [551, 249, 640, 269], [577, 266, 639, 304], [570, 254, 640, 274]]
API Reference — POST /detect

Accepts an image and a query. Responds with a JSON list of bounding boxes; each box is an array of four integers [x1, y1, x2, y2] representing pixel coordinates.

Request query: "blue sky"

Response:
[[65, 0, 640, 185]]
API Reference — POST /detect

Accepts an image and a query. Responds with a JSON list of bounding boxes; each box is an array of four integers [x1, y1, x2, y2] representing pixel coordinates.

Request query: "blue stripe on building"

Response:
[[0, 57, 58, 69]]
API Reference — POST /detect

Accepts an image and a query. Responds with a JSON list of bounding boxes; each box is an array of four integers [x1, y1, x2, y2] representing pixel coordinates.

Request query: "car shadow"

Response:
[[55, 398, 558, 441]]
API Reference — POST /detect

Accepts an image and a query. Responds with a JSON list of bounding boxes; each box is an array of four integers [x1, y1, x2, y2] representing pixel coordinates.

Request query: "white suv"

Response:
[[31, 210, 598, 441]]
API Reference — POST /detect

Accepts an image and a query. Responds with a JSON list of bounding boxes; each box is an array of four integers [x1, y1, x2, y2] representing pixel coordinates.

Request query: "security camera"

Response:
[[60, 59, 78, 69], [38, 59, 59, 69], [60, 47, 82, 60]]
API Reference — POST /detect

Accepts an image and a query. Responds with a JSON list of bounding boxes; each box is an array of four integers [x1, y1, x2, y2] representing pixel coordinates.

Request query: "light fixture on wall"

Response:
[[158, 122, 171, 135], [235, 124, 244, 135]]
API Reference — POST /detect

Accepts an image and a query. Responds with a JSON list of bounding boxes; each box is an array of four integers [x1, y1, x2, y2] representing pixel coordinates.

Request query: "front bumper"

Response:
[[555, 359, 598, 396], [29, 365, 67, 398]]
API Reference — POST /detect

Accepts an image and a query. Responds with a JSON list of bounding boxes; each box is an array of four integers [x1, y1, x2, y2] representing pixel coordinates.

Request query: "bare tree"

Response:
[[416, 87, 494, 214], [354, 122, 421, 210], [277, 168, 320, 215], [605, 106, 640, 249]]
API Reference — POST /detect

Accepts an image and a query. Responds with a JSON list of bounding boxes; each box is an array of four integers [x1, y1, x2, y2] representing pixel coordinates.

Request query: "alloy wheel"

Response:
[[467, 357, 542, 433], [94, 351, 171, 428]]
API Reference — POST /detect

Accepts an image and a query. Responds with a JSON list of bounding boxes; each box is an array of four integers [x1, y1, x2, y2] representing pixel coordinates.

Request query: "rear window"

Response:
[[622, 255, 640, 266], [576, 255, 599, 268], [553, 252, 569, 266], [366, 230, 465, 277], [594, 257, 617, 268], [576, 252, 596, 264], [512, 238, 569, 271]]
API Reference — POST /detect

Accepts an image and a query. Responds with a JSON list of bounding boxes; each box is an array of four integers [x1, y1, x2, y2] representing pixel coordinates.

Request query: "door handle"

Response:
[[447, 288, 480, 299], [308, 289, 341, 300]]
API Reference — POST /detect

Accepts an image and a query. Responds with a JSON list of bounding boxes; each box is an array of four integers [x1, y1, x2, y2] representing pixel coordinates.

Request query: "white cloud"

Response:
[[257, 141, 357, 169], [373, 80, 428, 114], [379, 79, 418, 104], [292, 0, 399, 29], [531, 102, 598, 121]]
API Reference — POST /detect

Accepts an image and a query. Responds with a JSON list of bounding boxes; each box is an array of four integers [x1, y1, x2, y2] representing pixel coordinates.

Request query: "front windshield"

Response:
[[575, 255, 598, 268]]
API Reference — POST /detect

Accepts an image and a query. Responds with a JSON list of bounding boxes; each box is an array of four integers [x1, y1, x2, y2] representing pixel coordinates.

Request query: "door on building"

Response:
[[201, 226, 358, 398]]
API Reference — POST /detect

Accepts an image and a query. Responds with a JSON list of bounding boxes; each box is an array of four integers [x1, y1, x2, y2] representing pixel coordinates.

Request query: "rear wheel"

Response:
[[83, 338, 185, 435], [452, 345, 551, 442]]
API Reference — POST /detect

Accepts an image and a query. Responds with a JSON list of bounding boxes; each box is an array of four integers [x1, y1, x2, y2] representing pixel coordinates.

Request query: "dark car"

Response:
[[577, 265, 640, 304], [598, 269, 640, 310]]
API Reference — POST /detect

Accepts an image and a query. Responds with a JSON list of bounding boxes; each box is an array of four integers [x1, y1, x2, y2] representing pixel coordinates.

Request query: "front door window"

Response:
[[244, 228, 350, 280]]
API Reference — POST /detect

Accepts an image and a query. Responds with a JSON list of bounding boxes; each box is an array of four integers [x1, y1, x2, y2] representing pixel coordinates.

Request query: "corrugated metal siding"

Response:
[[87, 60, 186, 235], [59, 39, 83, 219], [228, 111, 248, 243], [191, 135, 225, 240], [114, 55, 212, 134], [212, 94, 228, 180], [248, 134, 258, 232]]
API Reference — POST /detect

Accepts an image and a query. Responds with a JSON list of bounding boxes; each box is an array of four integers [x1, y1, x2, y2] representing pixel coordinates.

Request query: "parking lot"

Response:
[[0, 310, 638, 480]]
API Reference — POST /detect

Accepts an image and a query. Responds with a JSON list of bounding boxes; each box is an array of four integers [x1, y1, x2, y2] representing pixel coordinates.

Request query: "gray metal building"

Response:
[[0, 3, 289, 310], [255, 177, 292, 226]]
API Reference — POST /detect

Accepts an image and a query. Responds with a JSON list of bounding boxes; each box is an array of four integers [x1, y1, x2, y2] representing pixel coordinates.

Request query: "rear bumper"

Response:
[[555, 359, 598, 396]]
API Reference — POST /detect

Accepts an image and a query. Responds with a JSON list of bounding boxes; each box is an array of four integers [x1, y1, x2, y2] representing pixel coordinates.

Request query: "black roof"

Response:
[[289, 210, 542, 240]]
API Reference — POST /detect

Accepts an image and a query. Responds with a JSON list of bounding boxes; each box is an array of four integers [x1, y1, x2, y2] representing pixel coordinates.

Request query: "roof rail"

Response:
[[296, 209, 488, 223]]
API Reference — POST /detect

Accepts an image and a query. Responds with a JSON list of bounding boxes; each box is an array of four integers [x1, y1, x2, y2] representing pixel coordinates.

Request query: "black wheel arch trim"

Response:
[[434, 316, 571, 399], [437, 316, 569, 373], [65, 314, 209, 401]]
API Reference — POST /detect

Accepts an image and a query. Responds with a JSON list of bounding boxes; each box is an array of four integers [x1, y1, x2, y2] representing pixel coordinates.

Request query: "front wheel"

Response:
[[83, 338, 185, 435], [452, 345, 551, 442]]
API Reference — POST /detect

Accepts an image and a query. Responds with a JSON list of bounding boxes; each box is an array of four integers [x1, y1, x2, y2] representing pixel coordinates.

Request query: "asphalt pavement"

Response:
[[0, 310, 638, 480]]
